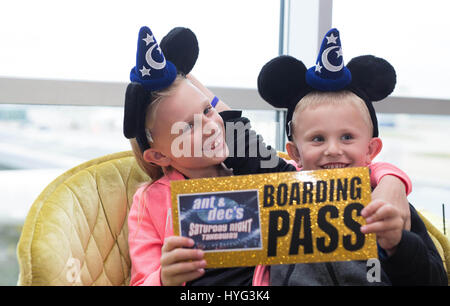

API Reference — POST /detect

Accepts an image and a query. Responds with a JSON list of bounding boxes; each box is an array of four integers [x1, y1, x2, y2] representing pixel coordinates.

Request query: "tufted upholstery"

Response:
[[16, 151, 149, 286], [16, 150, 449, 285]]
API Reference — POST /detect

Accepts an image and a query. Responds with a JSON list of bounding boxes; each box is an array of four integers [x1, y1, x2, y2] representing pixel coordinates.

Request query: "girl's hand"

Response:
[[160, 236, 206, 286], [361, 199, 403, 256], [372, 175, 411, 230]]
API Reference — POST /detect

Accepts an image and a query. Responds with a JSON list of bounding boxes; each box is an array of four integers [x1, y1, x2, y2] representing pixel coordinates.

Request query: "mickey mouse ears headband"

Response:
[[257, 28, 396, 139], [123, 26, 199, 152]]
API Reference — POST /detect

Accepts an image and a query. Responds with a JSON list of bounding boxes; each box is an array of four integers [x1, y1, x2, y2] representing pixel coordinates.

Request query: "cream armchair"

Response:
[[17, 151, 148, 285]]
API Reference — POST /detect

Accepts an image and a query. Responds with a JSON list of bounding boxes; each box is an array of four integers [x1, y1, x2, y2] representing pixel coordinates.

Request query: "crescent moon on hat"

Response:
[[321, 46, 343, 72], [145, 43, 166, 70]]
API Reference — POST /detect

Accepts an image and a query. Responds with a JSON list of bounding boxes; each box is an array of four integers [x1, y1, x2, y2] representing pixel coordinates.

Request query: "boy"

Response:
[[256, 28, 447, 285], [286, 90, 403, 256]]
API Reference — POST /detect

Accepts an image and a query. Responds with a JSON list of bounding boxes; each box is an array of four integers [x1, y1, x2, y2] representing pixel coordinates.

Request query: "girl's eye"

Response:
[[203, 106, 213, 115], [312, 136, 324, 142], [341, 134, 353, 141], [183, 123, 194, 133]]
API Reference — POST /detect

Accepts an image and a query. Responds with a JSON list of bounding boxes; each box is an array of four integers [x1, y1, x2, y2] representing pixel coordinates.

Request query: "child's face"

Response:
[[145, 79, 228, 176], [287, 102, 381, 171]]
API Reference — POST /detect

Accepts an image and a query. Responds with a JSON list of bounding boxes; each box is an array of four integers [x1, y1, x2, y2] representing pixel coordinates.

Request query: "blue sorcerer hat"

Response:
[[305, 28, 352, 91], [258, 28, 396, 140], [129, 26, 177, 92], [124, 26, 199, 152]]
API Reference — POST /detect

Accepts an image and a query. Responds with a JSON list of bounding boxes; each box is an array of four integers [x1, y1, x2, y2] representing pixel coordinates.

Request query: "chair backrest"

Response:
[[17, 151, 149, 285]]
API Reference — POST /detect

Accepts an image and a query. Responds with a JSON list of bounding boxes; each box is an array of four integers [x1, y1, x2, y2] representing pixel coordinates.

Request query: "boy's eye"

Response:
[[341, 134, 353, 141], [312, 136, 324, 142]]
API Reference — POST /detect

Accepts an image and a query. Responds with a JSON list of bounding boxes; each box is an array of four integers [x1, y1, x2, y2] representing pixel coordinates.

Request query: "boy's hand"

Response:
[[361, 199, 403, 256], [160, 236, 206, 286]]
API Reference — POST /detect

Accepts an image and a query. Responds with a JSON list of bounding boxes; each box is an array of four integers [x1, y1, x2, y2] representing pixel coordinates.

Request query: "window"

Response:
[[0, 104, 129, 285], [333, 0, 450, 100], [0, 0, 279, 88], [376, 113, 450, 226]]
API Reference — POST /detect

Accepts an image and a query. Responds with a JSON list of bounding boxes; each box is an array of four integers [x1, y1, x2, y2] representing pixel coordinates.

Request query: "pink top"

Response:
[[127, 162, 412, 286]]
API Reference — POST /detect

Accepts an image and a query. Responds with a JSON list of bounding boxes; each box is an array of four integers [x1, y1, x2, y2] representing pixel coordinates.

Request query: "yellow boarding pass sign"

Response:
[[170, 167, 377, 268]]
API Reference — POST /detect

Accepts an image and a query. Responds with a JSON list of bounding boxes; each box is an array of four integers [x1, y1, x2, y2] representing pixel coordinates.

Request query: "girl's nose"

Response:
[[202, 116, 219, 138]]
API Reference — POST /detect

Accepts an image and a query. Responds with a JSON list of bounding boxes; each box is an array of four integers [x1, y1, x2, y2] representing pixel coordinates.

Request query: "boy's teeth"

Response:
[[323, 163, 347, 169]]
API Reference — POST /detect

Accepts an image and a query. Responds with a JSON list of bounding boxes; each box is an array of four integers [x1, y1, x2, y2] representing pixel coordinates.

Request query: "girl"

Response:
[[124, 26, 414, 286]]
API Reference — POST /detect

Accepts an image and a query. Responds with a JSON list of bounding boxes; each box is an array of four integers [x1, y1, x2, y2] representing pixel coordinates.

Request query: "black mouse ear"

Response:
[[257, 55, 309, 110], [160, 27, 199, 75], [347, 55, 396, 102], [123, 82, 148, 139]]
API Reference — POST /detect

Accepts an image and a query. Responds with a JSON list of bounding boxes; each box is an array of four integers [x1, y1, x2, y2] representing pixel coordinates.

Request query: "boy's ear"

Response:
[[366, 137, 383, 164], [143, 148, 171, 167], [286, 141, 302, 168]]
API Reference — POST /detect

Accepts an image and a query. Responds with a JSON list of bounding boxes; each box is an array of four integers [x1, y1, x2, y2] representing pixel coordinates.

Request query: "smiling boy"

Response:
[[286, 89, 403, 258], [256, 28, 447, 285], [286, 91, 381, 172]]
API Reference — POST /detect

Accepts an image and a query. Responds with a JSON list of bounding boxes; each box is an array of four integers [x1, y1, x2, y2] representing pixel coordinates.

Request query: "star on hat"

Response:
[[139, 66, 151, 77], [326, 32, 338, 44], [315, 62, 322, 73], [142, 33, 155, 46]]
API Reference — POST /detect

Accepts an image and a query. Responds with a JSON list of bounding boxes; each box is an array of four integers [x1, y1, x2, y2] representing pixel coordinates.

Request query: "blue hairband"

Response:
[[211, 96, 219, 108]]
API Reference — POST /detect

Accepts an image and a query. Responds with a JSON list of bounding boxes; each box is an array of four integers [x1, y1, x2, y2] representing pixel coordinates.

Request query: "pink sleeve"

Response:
[[253, 265, 270, 286], [283, 158, 412, 195], [369, 162, 412, 195], [127, 184, 174, 286]]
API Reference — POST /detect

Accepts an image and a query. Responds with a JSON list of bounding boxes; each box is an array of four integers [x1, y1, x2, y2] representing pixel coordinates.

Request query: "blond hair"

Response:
[[130, 74, 185, 183], [291, 90, 373, 138], [130, 75, 185, 239]]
